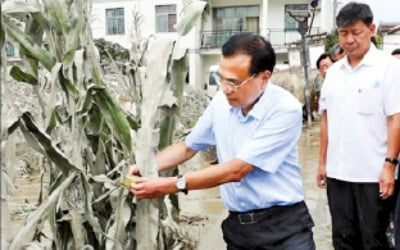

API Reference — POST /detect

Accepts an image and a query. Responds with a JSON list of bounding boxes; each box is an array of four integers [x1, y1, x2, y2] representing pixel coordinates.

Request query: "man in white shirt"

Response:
[[317, 2, 400, 249]]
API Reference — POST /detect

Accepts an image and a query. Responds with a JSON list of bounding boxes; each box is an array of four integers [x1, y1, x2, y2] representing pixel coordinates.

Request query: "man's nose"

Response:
[[222, 84, 233, 95], [345, 34, 355, 43]]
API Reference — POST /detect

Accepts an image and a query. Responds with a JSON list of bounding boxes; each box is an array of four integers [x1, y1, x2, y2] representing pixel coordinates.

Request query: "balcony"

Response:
[[200, 27, 323, 51], [201, 29, 259, 49]]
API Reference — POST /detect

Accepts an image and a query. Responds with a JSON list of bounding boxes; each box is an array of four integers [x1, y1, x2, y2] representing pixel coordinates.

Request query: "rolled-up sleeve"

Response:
[[236, 108, 302, 173]]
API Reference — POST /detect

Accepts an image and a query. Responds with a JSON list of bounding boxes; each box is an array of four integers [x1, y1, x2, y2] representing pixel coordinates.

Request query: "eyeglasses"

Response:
[[212, 72, 256, 90]]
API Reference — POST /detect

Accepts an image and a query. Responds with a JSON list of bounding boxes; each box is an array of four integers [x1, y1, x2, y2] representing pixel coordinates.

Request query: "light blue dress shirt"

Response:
[[185, 83, 305, 212]]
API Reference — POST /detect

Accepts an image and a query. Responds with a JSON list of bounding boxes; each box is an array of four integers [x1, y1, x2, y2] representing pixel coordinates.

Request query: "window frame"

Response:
[[106, 8, 125, 35], [6, 42, 16, 57], [212, 5, 260, 33], [284, 4, 308, 32], [155, 4, 177, 33]]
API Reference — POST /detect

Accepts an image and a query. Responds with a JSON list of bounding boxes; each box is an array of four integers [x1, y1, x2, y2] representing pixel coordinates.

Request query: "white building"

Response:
[[88, 0, 336, 88], [377, 23, 400, 54]]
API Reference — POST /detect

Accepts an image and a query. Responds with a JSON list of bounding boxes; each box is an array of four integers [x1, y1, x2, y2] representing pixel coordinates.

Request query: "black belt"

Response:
[[228, 201, 305, 225]]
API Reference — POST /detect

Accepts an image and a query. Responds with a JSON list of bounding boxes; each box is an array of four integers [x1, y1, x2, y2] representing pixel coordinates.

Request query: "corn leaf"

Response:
[[63, 18, 84, 69], [105, 188, 131, 250], [176, 1, 207, 36], [70, 210, 85, 249], [25, 14, 44, 48], [126, 114, 140, 131], [22, 14, 44, 76], [90, 85, 132, 151], [74, 49, 85, 87], [2, 14, 55, 71], [0, 24, 4, 51], [18, 112, 81, 175], [158, 109, 176, 150], [10, 66, 38, 85], [42, 0, 70, 35], [45, 109, 58, 134], [31, 12, 51, 32], [80, 177, 104, 243], [8, 172, 78, 250], [135, 36, 175, 250]]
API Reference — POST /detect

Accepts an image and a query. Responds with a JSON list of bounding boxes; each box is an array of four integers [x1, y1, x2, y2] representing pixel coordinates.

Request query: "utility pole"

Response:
[[288, 10, 312, 127]]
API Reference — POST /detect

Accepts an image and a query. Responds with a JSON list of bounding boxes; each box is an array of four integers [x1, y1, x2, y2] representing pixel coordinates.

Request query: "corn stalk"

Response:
[[2, 0, 133, 249], [125, 2, 208, 249], [1, 0, 207, 249]]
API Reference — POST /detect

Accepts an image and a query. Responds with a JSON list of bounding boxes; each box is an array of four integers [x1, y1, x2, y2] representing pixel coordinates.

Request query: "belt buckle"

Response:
[[238, 213, 255, 225]]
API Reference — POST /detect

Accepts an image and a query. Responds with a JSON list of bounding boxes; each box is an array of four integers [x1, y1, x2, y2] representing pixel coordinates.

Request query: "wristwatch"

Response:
[[385, 157, 399, 165], [176, 175, 188, 195]]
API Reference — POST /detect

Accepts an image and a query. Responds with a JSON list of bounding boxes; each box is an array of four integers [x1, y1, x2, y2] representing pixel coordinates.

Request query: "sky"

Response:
[[338, 0, 400, 25]]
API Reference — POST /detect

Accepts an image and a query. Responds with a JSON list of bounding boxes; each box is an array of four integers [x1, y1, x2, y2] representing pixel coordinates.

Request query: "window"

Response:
[[213, 6, 260, 32], [6, 42, 15, 57], [155, 5, 177, 32], [211, 6, 260, 47], [285, 4, 308, 31], [106, 8, 125, 35]]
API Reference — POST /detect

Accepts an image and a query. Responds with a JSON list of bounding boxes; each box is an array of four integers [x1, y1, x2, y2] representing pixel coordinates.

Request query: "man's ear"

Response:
[[369, 23, 376, 34], [261, 70, 272, 81]]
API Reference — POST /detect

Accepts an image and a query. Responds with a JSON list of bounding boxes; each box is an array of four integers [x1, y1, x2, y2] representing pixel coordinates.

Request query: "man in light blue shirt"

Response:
[[130, 33, 315, 249]]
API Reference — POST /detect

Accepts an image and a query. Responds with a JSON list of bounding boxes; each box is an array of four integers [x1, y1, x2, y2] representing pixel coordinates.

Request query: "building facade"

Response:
[[377, 23, 400, 54], [90, 0, 336, 88]]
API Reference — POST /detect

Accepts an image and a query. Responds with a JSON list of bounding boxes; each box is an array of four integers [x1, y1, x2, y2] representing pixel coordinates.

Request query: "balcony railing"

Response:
[[201, 29, 260, 49], [200, 27, 322, 50]]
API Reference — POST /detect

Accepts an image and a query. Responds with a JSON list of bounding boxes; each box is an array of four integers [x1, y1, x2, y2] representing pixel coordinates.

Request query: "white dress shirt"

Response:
[[319, 45, 400, 182]]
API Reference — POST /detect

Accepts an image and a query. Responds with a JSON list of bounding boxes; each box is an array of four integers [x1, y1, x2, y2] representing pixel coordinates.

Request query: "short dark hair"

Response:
[[316, 53, 332, 69], [331, 43, 344, 57], [336, 2, 373, 27], [392, 49, 400, 56], [222, 32, 276, 74]]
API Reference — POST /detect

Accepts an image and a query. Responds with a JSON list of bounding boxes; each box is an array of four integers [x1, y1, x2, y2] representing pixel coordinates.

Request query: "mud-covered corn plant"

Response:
[[0, 0, 207, 249]]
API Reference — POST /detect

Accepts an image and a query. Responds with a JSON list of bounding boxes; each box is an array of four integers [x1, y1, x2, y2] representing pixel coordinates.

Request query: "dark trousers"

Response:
[[221, 201, 315, 250], [395, 171, 400, 250], [327, 178, 398, 250], [395, 190, 400, 250]]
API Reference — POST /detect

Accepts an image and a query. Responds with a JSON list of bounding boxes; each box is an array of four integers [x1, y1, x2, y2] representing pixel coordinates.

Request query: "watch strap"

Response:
[[385, 157, 399, 165]]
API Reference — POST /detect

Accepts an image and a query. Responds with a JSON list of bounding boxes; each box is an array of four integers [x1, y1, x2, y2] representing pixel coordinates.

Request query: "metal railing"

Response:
[[200, 27, 322, 49], [201, 29, 260, 49]]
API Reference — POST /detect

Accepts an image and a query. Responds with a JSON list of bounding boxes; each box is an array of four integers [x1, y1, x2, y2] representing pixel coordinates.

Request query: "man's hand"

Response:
[[128, 164, 141, 176], [379, 164, 396, 199], [317, 164, 327, 189], [130, 176, 177, 199]]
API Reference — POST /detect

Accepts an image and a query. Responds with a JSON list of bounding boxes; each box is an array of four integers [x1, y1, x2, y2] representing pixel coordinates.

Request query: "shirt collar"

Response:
[[230, 82, 271, 121], [341, 43, 379, 70], [248, 84, 271, 120], [359, 43, 379, 66]]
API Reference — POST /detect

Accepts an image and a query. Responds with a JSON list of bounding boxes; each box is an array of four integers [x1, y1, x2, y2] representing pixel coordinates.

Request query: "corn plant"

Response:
[[1, 0, 207, 249], [124, 2, 208, 249]]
